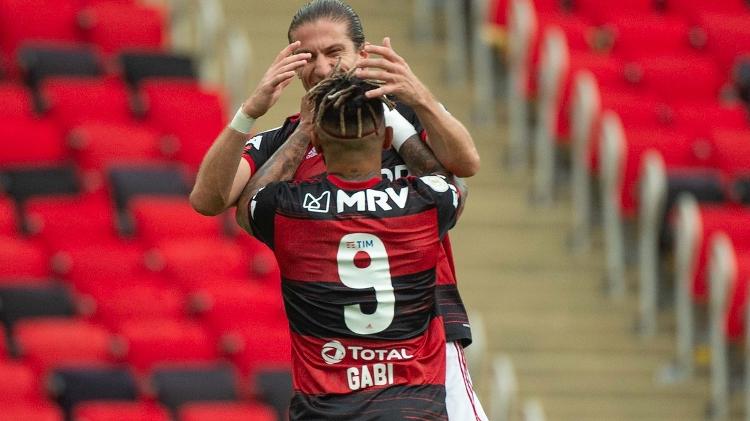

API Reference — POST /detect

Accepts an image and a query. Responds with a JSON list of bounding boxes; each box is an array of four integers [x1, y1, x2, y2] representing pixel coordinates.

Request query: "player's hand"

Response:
[[355, 37, 432, 108], [242, 41, 310, 119], [294, 91, 316, 141]]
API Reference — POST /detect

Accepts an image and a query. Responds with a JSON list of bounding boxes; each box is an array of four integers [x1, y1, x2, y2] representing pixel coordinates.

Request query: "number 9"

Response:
[[337, 233, 395, 335]]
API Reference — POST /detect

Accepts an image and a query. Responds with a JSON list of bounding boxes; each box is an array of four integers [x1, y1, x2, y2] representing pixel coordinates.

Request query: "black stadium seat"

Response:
[[120, 52, 197, 87], [0, 281, 75, 330], [253, 368, 293, 421], [48, 366, 138, 415], [151, 364, 238, 413]]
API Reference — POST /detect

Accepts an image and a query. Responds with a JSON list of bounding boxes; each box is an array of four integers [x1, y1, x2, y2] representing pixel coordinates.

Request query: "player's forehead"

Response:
[[289, 18, 357, 53]]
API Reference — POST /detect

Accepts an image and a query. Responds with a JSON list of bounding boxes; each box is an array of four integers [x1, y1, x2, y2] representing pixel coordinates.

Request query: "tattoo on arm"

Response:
[[398, 134, 447, 177], [399, 134, 468, 217], [235, 130, 310, 234]]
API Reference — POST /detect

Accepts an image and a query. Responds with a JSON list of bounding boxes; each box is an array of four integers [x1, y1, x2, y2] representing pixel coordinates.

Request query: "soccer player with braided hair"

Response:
[[236, 72, 464, 419], [193, 1, 487, 418]]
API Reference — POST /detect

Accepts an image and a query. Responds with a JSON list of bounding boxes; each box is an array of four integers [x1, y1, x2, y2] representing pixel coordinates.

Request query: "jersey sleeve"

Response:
[[415, 175, 460, 238], [242, 128, 287, 174], [248, 182, 284, 249]]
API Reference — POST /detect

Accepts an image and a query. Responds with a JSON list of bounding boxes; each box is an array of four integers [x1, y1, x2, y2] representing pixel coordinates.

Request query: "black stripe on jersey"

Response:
[[436, 284, 473, 347], [282, 268, 437, 341], [289, 384, 447, 421]]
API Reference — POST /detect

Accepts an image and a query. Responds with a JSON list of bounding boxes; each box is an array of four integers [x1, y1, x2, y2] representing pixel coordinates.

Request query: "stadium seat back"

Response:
[[120, 52, 197, 87], [73, 401, 171, 421], [48, 366, 138, 414], [151, 364, 239, 412], [0, 282, 76, 328]]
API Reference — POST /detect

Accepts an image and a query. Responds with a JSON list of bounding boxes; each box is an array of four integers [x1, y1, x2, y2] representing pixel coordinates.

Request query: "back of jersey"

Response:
[[249, 173, 460, 420]]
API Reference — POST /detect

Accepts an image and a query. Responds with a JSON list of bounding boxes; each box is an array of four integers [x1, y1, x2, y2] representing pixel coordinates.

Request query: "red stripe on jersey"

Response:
[[274, 209, 441, 282], [291, 317, 445, 395]]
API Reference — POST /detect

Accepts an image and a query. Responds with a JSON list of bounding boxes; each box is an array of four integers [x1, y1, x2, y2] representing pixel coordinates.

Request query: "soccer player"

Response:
[[235, 71, 462, 420], [190, 1, 487, 418]]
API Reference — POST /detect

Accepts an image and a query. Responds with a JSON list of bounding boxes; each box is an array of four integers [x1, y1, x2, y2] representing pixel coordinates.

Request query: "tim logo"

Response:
[[303, 191, 330, 213], [345, 240, 373, 249]]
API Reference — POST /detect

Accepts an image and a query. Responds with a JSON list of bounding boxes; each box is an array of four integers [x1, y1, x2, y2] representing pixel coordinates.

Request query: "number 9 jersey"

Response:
[[247, 173, 460, 420]]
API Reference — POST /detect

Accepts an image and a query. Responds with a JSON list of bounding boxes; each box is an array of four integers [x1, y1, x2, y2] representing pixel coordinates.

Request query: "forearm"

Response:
[[412, 98, 480, 177], [190, 127, 248, 215], [398, 135, 447, 177], [235, 129, 310, 233], [399, 135, 468, 215]]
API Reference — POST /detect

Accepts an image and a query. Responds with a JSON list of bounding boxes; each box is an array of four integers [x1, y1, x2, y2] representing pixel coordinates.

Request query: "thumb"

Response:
[[383, 37, 392, 49]]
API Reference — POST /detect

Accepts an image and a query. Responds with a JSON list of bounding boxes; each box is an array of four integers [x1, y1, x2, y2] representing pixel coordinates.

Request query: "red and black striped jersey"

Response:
[[248, 173, 459, 420], [242, 104, 472, 346]]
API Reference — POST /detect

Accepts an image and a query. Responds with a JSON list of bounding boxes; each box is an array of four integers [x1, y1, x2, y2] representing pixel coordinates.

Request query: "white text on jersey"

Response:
[[336, 187, 408, 213]]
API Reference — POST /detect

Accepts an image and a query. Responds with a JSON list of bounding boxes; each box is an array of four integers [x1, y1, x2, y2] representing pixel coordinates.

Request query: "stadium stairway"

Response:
[[221, 0, 710, 419]]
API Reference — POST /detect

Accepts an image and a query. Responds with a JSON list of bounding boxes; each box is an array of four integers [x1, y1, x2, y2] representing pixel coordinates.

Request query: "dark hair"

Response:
[[308, 70, 393, 139], [288, 0, 366, 50]]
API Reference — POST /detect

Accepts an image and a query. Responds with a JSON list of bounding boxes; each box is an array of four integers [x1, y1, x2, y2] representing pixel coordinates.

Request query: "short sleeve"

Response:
[[242, 130, 284, 174], [248, 182, 284, 249], [415, 175, 460, 238]]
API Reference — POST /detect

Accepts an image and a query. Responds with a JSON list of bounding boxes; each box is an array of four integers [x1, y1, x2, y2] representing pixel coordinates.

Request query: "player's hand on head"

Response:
[[356, 37, 431, 108], [242, 41, 310, 119], [298, 91, 316, 135]]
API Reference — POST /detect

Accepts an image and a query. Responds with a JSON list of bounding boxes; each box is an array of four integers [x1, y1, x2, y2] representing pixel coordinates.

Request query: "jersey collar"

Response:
[[326, 174, 382, 190]]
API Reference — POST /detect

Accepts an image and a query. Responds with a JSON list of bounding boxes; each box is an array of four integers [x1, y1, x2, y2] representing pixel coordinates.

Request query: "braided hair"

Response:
[[307, 68, 395, 140]]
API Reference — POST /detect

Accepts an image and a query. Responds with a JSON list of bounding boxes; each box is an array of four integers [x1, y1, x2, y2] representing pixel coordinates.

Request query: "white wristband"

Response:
[[383, 104, 417, 152], [229, 106, 256, 134]]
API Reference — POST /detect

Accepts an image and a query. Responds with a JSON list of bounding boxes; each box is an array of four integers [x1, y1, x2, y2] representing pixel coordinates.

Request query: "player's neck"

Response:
[[326, 157, 381, 182]]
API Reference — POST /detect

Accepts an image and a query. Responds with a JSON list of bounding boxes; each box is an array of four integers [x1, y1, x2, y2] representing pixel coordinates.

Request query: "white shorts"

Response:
[[445, 341, 488, 421]]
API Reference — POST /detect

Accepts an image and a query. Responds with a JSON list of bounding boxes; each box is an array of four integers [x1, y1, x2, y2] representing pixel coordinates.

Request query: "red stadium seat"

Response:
[[192, 283, 286, 334], [0, 404, 64, 421], [629, 56, 724, 103], [699, 13, 750, 77], [24, 194, 118, 251], [73, 401, 171, 421], [235, 234, 281, 286], [607, 15, 693, 60], [69, 122, 169, 191], [0, 83, 34, 118], [79, 2, 167, 54], [0, 117, 66, 166], [53, 243, 148, 290], [130, 197, 223, 245], [179, 402, 277, 421], [92, 283, 186, 328], [15, 318, 113, 373], [0, 236, 49, 278], [41, 77, 135, 132], [116, 319, 219, 372], [690, 206, 750, 300], [573, 0, 657, 24], [227, 325, 291, 378], [619, 128, 709, 215], [666, 0, 749, 22], [0, 0, 79, 56], [0, 196, 18, 236], [0, 361, 43, 402], [154, 238, 251, 291], [670, 103, 748, 140], [711, 129, 750, 178], [141, 79, 227, 169]]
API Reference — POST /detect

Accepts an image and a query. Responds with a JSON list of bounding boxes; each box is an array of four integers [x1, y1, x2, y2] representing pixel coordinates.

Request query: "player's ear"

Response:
[[358, 42, 369, 60], [382, 126, 393, 150]]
